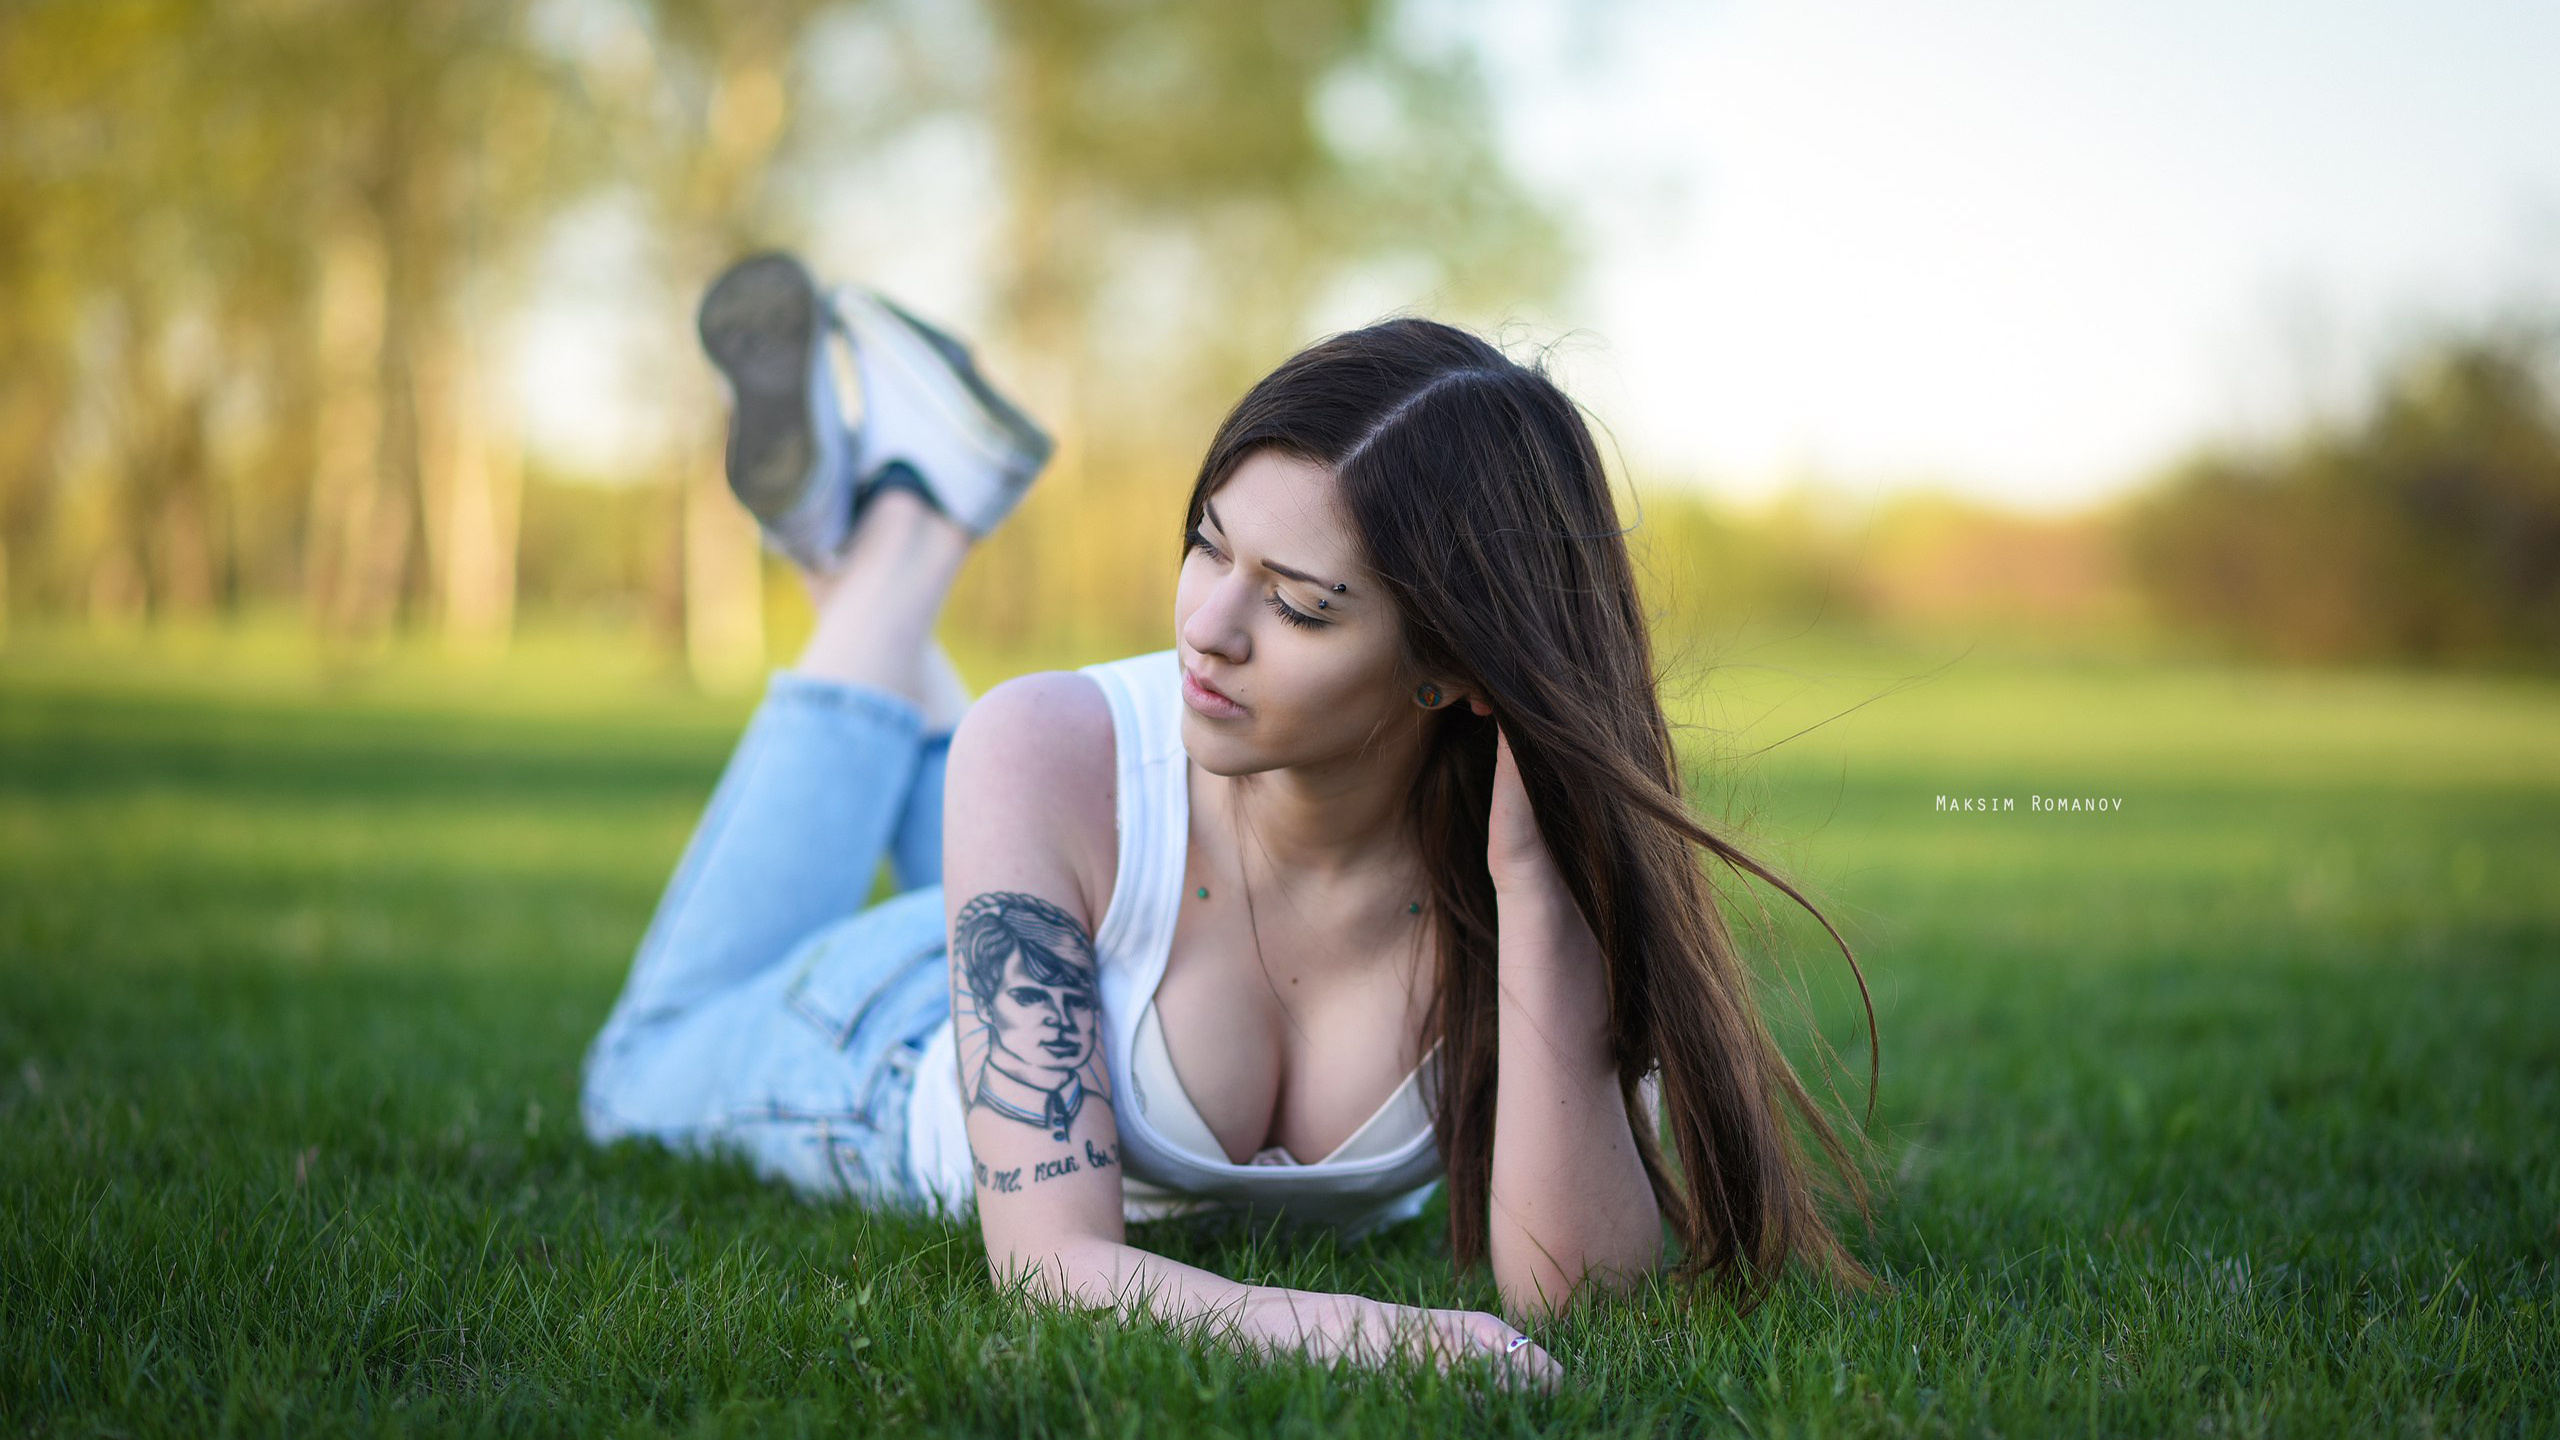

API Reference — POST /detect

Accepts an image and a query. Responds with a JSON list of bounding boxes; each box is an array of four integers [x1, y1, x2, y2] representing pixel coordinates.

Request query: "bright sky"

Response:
[[515, 0, 2560, 515], [1473, 0, 2560, 512]]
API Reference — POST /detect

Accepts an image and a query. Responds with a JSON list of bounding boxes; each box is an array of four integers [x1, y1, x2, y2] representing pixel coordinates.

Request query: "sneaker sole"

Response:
[[697, 253, 822, 523]]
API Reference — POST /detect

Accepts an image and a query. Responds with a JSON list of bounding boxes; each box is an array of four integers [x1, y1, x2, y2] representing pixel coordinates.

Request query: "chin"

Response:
[[1178, 715, 1260, 776]]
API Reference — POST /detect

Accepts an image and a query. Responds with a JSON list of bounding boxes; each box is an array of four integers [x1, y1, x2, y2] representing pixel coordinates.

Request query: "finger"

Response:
[[1488, 1336, 1561, 1392]]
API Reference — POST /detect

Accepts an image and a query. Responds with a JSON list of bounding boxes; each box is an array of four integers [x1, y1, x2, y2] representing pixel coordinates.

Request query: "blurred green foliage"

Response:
[[5, 0, 2552, 681], [0, 0, 1568, 677], [2126, 322, 2560, 668]]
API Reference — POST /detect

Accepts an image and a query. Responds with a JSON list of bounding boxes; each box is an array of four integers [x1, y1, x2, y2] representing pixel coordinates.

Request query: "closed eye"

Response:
[[1187, 527, 1330, 629], [1264, 591, 1324, 629]]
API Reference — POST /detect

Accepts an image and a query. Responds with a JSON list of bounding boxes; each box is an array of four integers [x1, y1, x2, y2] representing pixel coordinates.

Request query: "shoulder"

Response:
[[950, 669, 1114, 778], [945, 670, 1118, 928]]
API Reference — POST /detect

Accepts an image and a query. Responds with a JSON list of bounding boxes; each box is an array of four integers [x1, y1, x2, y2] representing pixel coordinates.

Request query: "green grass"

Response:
[[3, 622, 2555, 1436]]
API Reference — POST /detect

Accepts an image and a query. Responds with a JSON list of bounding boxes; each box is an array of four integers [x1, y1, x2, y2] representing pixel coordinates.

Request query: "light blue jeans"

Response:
[[580, 668, 958, 1207]]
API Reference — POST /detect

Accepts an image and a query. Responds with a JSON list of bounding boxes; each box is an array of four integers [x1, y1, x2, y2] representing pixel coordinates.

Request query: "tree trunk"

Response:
[[416, 316, 520, 652], [147, 389, 219, 620], [306, 217, 388, 645], [683, 435, 767, 693]]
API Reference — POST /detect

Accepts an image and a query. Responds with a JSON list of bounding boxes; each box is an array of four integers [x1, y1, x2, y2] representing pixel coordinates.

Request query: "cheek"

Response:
[[1263, 651, 1399, 743]]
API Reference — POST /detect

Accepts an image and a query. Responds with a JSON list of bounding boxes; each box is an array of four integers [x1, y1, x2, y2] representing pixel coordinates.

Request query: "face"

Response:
[[1175, 450, 1422, 775], [985, 949, 1098, 1084]]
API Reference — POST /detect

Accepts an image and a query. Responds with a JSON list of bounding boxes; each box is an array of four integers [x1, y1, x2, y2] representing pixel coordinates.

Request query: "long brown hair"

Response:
[[1179, 317, 1877, 1300]]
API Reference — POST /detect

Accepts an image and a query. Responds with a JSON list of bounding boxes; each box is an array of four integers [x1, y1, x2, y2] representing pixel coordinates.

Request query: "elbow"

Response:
[[1491, 1207, 1664, 1321], [1496, 1249, 1658, 1322]]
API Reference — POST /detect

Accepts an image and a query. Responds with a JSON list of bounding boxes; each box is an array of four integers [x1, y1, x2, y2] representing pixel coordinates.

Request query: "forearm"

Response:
[[1490, 884, 1663, 1317], [1003, 1235, 1409, 1363]]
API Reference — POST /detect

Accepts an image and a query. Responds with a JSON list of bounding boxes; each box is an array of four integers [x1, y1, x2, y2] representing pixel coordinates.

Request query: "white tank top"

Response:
[[904, 648, 1446, 1237]]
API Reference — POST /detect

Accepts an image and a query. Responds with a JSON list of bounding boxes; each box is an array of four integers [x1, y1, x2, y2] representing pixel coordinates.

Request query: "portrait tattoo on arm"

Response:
[[952, 891, 1112, 1145]]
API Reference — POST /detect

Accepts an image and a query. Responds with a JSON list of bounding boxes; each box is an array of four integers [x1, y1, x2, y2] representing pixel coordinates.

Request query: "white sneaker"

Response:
[[696, 252, 861, 574], [826, 286, 1055, 538]]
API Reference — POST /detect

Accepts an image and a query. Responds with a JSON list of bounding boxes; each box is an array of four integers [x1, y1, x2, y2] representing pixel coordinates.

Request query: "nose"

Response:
[[1178, 567, 1252, 665]]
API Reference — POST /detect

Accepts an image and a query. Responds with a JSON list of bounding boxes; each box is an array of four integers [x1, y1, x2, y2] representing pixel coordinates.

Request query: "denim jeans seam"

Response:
[[783, 930, 946, 1050], [822, 1122, 898, 1200], [749, 1100, 873, 1122], [766, 668, 929, 735], [874, 1047, 919, 1135], [864, 1049, 922, 1203]]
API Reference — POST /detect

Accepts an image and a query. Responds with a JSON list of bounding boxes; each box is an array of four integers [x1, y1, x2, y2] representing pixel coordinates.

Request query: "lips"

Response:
[[1181, 665, 1247, 718], [1040, 1039, 1082, 1058]]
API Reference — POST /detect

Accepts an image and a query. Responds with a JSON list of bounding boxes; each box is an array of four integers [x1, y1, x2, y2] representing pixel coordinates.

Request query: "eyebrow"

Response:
[[1203, 500, 1353, 597]]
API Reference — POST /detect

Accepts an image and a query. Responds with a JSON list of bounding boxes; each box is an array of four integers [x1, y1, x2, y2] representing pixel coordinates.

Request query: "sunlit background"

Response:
[[8, 8, 2559, 1428], [4, 0, 2556, 685]]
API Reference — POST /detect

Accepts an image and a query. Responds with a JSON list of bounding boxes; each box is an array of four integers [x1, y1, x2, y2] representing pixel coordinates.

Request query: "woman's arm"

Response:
[[944, 676, 1558, 1383], [1483, 724, 1665, 1318], [991, 1233, 1555, 1377]]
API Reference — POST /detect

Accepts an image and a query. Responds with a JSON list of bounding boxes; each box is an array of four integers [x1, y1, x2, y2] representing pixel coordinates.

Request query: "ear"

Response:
[[1407, 670, 1494, 716]]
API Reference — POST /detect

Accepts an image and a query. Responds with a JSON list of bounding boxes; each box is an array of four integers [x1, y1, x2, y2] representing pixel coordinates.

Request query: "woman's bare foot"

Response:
[[793, 487, 974, 714]]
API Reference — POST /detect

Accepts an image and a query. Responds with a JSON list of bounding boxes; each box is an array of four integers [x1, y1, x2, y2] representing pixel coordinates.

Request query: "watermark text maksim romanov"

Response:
[[1935, 794, 2126, 813]]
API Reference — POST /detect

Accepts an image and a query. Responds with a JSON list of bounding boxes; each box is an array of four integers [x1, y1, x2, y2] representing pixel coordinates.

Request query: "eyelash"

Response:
[[1186, 528, 1328, 629]]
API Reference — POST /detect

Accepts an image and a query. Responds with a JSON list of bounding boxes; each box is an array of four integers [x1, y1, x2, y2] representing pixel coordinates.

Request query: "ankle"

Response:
[[795, 484, 970, 606], [847, 486, 974, 578]]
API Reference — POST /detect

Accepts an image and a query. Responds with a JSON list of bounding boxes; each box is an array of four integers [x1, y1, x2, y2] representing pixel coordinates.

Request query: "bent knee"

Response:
[[578, 1023, 697, 1143]]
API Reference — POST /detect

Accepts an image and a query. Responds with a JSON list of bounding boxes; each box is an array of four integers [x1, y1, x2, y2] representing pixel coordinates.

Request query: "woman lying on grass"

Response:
[[580, 251, 1875, 1386]]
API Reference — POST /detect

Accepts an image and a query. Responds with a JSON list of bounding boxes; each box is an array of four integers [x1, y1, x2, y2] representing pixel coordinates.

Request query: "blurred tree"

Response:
[[959, 0, 1575, 653], [290, 1, 593, 656], [2125, 320, 2560, 668], [2358, 331, 2560, 659], [0, 0, 1577, 678], [0, 0, 599, 659]]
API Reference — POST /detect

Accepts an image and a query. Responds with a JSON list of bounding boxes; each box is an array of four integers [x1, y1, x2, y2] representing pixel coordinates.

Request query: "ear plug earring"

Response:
[[1415, 682, 1443, 708]]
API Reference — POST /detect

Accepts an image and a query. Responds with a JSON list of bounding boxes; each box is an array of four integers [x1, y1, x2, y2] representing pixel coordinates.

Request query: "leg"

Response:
[[916, 636, 974, 736], [793, 488, 973, 706], [585, 488, 973, 1102], [806, 493, 971, 893], [888, 640, 969, 891], [586, 668, 925, 1062]]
